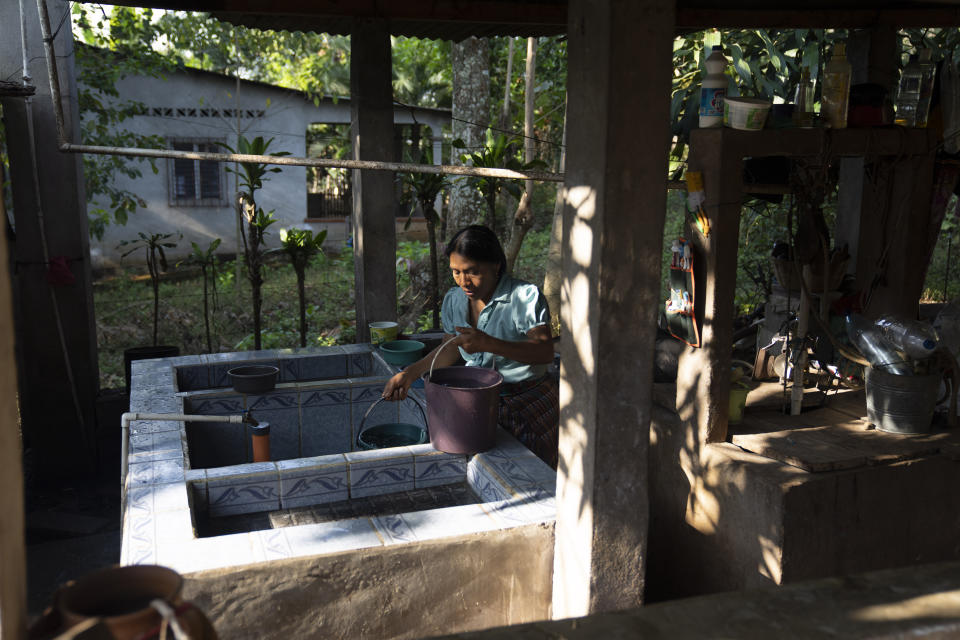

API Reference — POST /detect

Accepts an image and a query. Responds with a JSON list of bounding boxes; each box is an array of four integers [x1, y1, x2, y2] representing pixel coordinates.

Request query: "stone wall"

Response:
[[646, 398, 960, 602]]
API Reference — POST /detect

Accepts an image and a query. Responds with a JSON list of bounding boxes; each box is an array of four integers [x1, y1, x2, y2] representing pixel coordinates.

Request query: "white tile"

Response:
[[400, 504, 498, 541], [284, 518, 383, 557], [153, 482, 190, 513], [155, 510, 195, 543], [256, 528, 293, 560], [279, 459, 349, 509], [159, 533, 259, 574], [372, 514, 417, 545], [480, 497, 547, 529]]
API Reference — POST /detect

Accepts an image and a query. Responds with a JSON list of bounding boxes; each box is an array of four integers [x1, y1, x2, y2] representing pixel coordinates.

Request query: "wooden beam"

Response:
[[677, 8, 960, 28], [126, 0, 567, 27]]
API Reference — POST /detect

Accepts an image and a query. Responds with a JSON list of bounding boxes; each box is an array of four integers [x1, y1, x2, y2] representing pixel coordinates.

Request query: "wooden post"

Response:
[[677, 129, 745, 444], [350, 19, 397, 341], [0, 158, 25, 640]]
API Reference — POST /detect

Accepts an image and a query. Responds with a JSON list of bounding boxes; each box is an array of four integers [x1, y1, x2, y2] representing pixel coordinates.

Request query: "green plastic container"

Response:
[[356, 396, 428, 450], [379, 340, 425, 366]]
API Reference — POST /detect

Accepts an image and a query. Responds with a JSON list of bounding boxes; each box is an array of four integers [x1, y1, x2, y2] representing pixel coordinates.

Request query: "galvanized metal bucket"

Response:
[[865, 368, 941, 434]]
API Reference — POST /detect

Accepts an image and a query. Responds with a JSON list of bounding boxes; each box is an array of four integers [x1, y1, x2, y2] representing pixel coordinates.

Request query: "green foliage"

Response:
[[281, 228, 327, 267], [392, 37, 452, 108], [670, 28, 846, 168], [488, 36, 567, 172], [72, 7, 176, 238], [117, 231, 181, 345], [453, 133, 546, 231]]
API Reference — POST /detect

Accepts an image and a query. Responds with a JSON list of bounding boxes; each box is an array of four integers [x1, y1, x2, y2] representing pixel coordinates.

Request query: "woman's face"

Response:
[[449, 252, 499, 302]]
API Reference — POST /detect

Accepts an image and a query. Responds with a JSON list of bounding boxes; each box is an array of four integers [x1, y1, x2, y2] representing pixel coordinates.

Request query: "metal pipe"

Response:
[[19, 0, 31, 86], [35, 0, 66, 142], [33, 0, 565, 183]]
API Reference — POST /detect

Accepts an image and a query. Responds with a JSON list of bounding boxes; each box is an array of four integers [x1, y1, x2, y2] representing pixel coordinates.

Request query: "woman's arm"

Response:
[[382, 334, 460, 401], [454, 324, 555, 365]]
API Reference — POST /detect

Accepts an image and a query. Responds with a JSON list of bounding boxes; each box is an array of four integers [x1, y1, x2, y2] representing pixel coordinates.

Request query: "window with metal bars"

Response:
[[168, 139, 226, 207]]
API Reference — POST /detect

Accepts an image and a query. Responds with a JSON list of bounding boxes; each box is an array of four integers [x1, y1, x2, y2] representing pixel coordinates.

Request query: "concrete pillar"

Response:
[[350, 19, 397, 342], [1, 0, 98, 480], [554, 0, 673, 616]]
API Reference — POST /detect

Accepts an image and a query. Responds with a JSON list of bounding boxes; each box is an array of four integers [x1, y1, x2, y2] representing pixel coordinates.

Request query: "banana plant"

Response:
[[225, 135, 290, 350], [280, 228, 327, 347], [399, 167, 447, 329], [180, 238, 222, 353], [118, 231, 180, 346]]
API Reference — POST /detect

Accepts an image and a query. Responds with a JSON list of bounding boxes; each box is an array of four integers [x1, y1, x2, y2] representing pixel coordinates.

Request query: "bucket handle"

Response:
[[427, 336, 461, 381], [359, 395, 427, 435]]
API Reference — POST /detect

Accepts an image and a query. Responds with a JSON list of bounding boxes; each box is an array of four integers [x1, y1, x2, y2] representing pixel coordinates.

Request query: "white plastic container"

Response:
[[723, 97, 772, 131], [699, 46, 728, 128]]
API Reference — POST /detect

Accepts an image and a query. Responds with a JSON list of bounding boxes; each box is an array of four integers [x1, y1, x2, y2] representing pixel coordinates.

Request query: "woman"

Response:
[[382, 225, 559, 468]]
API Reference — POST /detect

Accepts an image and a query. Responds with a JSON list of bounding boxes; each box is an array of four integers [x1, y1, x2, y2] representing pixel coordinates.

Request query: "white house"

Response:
[[84, 63, 450, 268]]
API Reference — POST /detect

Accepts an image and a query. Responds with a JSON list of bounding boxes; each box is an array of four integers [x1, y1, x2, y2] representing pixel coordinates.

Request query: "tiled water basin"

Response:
[[182, 376, 425, 468], [123, 344, 557, 575]]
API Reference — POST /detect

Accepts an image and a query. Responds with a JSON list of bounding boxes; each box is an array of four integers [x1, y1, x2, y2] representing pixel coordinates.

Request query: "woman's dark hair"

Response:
[[444, 225, 507, 277]]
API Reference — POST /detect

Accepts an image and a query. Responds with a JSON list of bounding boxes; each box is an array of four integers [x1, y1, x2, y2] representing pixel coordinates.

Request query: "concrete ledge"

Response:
[[435, 561, 960, 639]]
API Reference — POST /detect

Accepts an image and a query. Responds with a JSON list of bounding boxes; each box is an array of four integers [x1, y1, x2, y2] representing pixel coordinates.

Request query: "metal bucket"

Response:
[[865, 368, 940, 434]]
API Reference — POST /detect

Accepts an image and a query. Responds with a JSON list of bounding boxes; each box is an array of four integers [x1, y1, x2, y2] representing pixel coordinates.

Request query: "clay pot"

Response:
[[57, 565, 193, 639]]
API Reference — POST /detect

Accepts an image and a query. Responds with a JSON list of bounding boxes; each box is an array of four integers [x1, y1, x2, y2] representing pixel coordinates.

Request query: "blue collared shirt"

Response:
[[441, 274, 550, 383]]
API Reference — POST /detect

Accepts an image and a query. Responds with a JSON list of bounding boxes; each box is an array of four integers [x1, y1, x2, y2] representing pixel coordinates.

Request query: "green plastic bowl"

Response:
[[379, 339, 425, 366], [357, 422, 428, 450]]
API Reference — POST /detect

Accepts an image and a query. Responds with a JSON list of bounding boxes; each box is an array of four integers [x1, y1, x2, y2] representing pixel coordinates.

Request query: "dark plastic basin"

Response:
[[228, 365, 279, 394]]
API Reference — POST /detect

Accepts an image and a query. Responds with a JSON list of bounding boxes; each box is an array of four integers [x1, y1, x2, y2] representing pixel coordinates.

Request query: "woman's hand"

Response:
[[454, 326, 494, 353], [382, 370, 412, 401]]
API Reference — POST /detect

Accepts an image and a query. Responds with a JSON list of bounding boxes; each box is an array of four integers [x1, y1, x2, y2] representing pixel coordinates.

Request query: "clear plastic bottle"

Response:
[[822, 42, 852, 129], [792, 68, 816, 128], [895, 54, 923, 127], [699, 46, 728, 128], [916, 49, 937, 128], [846, 314, 913, 375], [874, 316, 940, 360]]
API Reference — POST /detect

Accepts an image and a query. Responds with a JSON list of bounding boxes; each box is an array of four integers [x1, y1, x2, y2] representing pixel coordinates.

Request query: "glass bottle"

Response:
[[792, 68, 816, 128], [916, 49, 937, 128], [822, 42, 852, 129], [895, 54, 923, 127]]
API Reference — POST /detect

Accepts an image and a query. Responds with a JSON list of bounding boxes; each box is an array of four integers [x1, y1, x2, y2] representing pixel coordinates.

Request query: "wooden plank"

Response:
[[676, 8, 960, 29], [732, 424, 950, 472]]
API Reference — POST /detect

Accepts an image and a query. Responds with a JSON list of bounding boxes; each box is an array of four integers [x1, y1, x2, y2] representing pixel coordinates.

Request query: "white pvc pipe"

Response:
[[120, 412, 245, 489]]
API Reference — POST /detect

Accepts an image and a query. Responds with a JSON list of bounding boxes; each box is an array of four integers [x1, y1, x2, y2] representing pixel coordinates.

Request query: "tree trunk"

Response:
[[504, 190, 533, 274], [542, 97, 567, 332], [427, 218, 441, 329], [202, 264, 212, 353], [499, 38, 515, 131], [297, 268, 307, 347], [504, 38, 538, 275], [450, 36, 491, 233]]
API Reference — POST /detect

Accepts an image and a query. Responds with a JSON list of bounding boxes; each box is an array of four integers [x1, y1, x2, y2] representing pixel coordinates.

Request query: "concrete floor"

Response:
[[24, 479, 121, 619]]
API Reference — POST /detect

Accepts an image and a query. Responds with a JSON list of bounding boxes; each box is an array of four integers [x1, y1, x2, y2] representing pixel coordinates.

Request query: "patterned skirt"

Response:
[[498, 375, 559, 469]]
